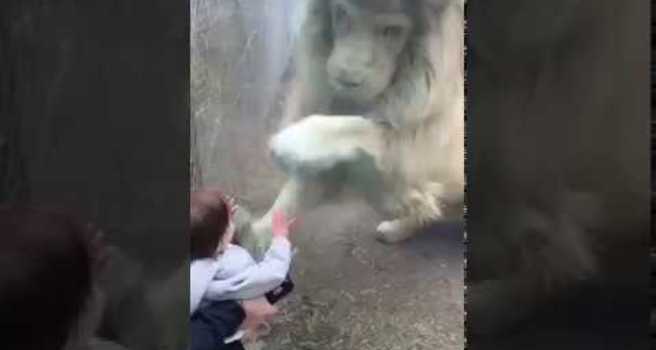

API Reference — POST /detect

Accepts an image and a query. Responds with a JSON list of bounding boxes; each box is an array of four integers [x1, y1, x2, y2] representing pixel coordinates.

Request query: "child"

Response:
[[189, 189, 296, 349]]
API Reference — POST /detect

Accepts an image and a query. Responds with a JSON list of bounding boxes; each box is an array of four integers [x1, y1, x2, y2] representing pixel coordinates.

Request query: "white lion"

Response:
[[250, 0, 464, 244]]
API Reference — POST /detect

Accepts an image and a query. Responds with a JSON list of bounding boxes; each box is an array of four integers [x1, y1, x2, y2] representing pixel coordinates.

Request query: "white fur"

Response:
[[270, 115, 385, 176], [252, 0, 465, 243]]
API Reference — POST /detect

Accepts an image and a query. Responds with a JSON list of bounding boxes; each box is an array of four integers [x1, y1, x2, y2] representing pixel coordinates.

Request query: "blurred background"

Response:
[[1, 1, 189, 349], [191, 0, 296, 207]]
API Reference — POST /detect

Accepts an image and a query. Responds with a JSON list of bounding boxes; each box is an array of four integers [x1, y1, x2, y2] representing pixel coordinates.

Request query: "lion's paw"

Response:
[[375, 220, 414, 244], [270, 115, 378, 178], [270, 125, 345, 177]]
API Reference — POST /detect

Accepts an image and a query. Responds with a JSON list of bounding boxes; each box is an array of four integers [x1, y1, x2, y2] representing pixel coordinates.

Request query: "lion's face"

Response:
[[326, 0, 413, 104]]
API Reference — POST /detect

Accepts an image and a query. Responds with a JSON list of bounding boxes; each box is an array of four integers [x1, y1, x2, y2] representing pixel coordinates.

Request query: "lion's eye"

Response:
[[333, 5, 350, 34], [382, 26, 403, 39], [334, 5, 347, 24]]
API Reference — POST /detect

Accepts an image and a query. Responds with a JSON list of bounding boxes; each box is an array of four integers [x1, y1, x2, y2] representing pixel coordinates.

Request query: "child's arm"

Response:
[[204, 236, 292, 301]]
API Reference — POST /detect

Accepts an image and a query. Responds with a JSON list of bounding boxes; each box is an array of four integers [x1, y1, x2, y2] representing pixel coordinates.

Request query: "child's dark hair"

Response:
[[190, 190, 230, 259]]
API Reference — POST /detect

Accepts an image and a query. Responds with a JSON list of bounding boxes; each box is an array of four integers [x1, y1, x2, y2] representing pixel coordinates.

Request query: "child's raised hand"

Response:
[[271, 210, 296, 239]]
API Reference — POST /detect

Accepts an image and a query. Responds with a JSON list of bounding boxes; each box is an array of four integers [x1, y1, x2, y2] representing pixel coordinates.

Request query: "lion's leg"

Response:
[[247, 178, 332, 258], [258, 114, 467, 245], [269, 114, 385, 178], [254, 179, 329, 232], [247, 114, 386, 250], [374, 182, 453, 243]]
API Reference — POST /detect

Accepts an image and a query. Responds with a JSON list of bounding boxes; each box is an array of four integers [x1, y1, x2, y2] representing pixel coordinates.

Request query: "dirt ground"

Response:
[[245, 201, 465, 350]]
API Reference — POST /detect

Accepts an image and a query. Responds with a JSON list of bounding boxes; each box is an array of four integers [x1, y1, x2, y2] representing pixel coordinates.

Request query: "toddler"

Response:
[[189, 189, 295, 346]]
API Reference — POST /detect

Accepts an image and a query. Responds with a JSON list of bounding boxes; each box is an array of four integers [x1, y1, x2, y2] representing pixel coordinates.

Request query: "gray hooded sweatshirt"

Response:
[[189, 236, 292, 315]]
